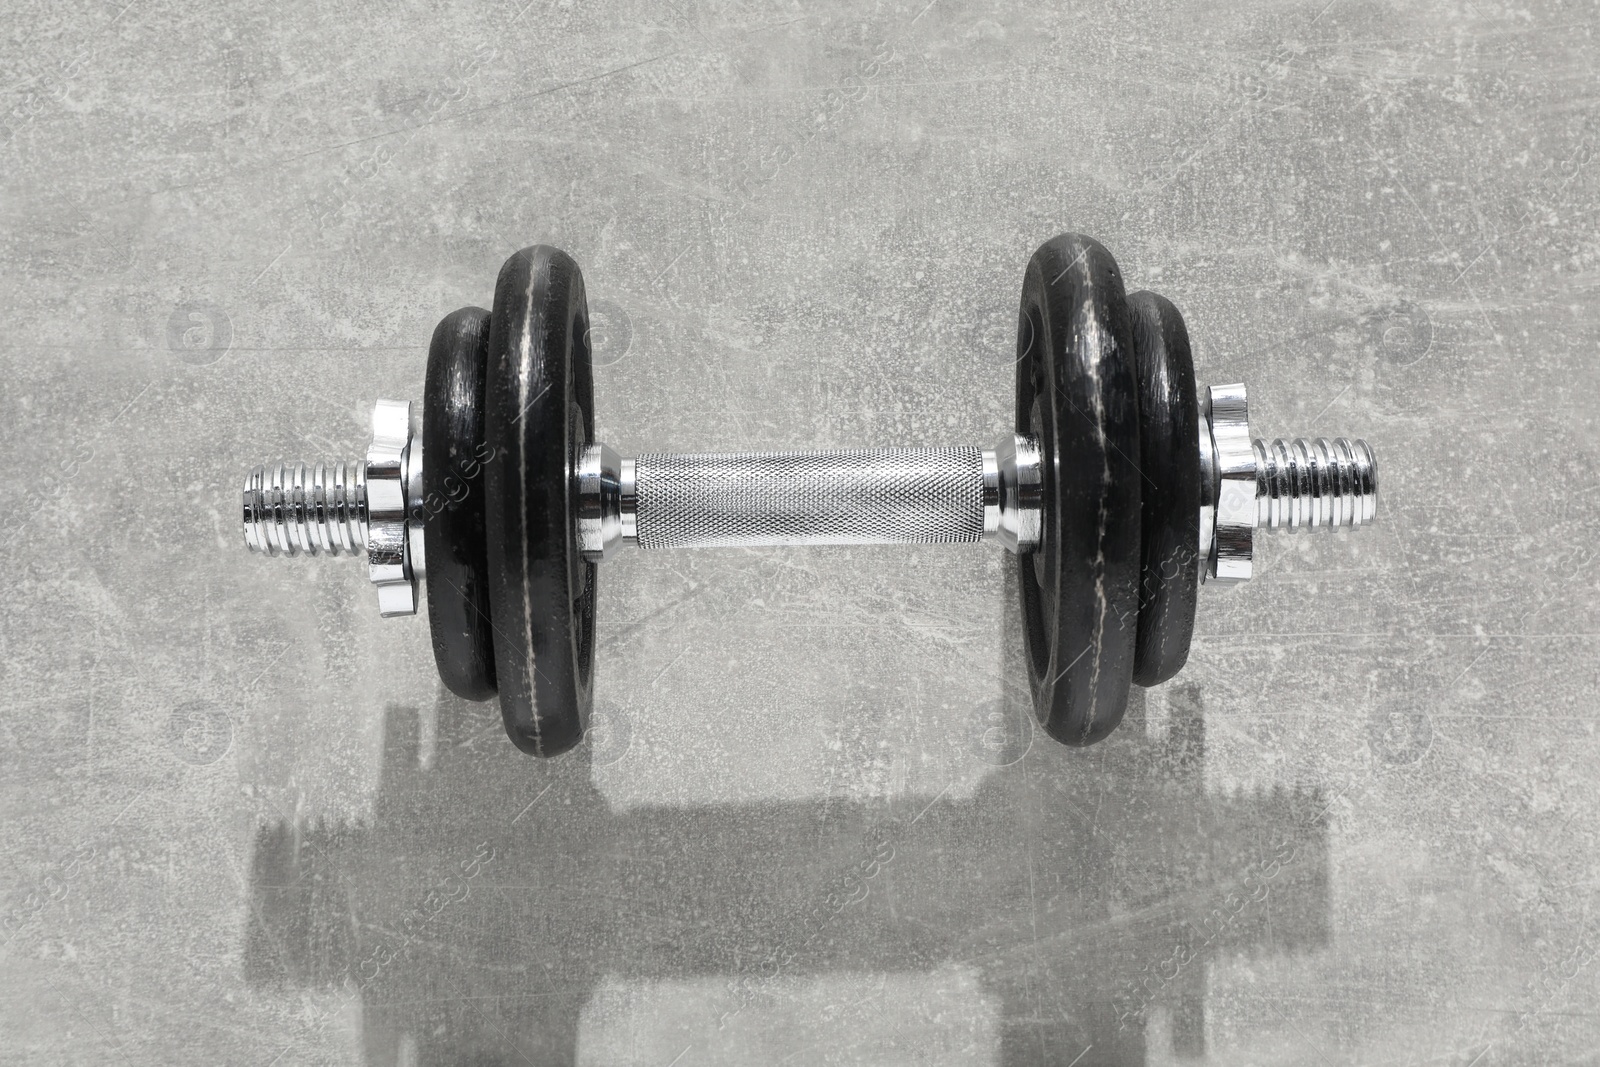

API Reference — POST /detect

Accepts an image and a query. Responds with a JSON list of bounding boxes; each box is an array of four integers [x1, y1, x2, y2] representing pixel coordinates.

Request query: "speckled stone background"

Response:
[[3, 0, 1598, 1063]]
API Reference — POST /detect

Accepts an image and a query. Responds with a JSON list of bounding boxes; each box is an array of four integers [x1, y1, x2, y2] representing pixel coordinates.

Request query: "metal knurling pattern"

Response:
[[633, 447, 986, 549]]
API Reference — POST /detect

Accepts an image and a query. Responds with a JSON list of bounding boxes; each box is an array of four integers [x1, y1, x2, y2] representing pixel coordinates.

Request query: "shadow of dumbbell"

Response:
[[243, 676, 1328, 1066]]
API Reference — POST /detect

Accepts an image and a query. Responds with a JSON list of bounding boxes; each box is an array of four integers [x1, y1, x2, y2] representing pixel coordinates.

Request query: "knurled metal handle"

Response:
[[630, 447, 988, 549]]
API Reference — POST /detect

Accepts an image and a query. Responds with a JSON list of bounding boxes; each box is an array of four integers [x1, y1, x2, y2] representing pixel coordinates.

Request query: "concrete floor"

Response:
[[3, 0, 1598, 1063]]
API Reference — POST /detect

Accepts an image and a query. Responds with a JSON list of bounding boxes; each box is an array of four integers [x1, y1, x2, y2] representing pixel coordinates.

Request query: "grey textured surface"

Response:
[[2, 0, 1597, 1063]]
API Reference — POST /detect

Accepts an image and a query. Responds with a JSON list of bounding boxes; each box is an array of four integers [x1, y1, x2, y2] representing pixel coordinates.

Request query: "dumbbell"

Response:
[[239, 234, 1378, 757]]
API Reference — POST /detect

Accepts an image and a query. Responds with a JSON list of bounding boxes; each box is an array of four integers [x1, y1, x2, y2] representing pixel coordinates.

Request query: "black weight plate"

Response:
[[483, 246, 595, 757], [1014, 234, 1142, 746], [424, 306, 497, 701], [1128, 290, 1200, 687]]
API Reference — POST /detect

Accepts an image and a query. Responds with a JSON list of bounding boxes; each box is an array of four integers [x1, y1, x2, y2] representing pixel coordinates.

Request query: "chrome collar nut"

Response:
[[1204, 383, 1257, 584], [366, 399, 425, 616]]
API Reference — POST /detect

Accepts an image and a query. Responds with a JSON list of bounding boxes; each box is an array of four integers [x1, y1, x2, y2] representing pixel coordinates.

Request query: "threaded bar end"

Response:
[[242, 461, 368, 557], [1253, 438, 1377, 530]]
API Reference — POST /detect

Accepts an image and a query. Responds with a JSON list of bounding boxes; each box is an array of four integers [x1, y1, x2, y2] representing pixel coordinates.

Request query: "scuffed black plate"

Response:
[[483, 246, 596, 757], [1014, 234, 1142, 745]]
